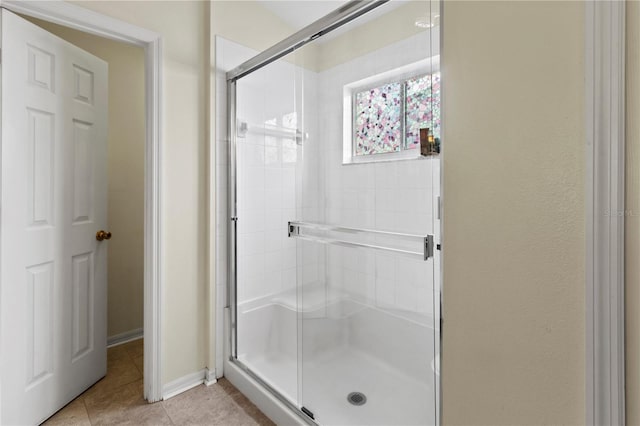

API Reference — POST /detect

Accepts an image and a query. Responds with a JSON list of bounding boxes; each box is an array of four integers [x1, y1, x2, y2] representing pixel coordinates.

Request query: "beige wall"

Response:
[[627, 1, 640, 424], [441, 1, 585, 424], [24, 16, 146, 341], [69, 0, 210, 385], [211, 1, 297, 55]]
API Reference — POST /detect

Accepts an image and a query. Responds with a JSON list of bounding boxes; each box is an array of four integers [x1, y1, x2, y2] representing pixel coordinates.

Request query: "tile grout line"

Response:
[[124, 339, 145, 377], [82, 397, 94, 426], [123, 340, 156, 418], [44, 342, 146, 426], [49, 341, 268, 426], [159, 400, 176, 425], [87, 342, 143, 424]]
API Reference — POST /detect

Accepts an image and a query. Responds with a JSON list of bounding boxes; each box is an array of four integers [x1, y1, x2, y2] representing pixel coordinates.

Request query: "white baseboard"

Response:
[[107, 328, 143, 348], [204, 367, 217, 386], [162, 369, 207, 400]]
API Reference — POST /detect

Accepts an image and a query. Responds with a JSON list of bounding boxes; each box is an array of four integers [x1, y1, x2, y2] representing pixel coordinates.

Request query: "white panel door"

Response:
[[0, 9, 109, 425]]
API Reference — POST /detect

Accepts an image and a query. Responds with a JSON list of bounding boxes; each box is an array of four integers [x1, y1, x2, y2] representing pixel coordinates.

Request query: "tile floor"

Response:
[[43, 339, 275, 426]]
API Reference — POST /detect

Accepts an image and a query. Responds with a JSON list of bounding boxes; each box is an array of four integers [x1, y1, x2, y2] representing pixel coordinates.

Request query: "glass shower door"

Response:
[[297, 241, 438, 425], [234, 51, 300, 405], [229, 1, 441, 423], [290, 1, 441, 423]]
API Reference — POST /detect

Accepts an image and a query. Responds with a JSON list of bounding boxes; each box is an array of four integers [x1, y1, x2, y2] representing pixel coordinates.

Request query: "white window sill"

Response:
[[342, 151, 439, 165]]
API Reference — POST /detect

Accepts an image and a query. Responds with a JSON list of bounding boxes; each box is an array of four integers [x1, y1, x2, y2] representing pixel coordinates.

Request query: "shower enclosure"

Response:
[[221, 1, 441, 424]]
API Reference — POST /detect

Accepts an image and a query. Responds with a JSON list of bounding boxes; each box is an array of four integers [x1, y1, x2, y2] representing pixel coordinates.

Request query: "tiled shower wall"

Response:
[[216, 30, 442, 344], [215, 37, 322, 309], [316, 30, 441, 318]]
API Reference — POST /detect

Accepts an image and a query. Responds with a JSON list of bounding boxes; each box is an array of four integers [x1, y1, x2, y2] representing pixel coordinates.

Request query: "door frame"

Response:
[[585, 1, 626, 425], [0, 0, 164, 403]]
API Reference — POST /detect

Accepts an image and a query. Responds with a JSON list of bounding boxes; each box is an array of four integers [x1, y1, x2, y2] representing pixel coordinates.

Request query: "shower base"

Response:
[[237, 296, 437, 425], [301, 345, 434, 425]]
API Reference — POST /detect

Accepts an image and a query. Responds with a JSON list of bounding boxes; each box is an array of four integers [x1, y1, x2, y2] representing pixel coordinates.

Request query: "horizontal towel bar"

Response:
[[237, 121, 308, 143], [287, 221, 433, 260], [288, 221, 426, 240]]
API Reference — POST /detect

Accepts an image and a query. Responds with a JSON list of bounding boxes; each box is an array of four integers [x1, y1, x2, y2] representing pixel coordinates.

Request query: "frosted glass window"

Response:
[[352, 72, 441, 157], [354, 82, 402, 155], [405, 73, 441, 150]]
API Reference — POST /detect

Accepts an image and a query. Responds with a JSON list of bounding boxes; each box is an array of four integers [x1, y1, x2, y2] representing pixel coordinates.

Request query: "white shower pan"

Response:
[[235, 292, 437, 425]]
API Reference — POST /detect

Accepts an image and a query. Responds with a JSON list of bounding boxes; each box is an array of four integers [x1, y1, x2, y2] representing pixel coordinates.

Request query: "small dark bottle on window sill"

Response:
[[420, 128, 438, 156]]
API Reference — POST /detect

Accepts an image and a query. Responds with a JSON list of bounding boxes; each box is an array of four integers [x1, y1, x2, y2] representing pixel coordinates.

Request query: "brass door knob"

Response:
[[96, 230, 112, 241]]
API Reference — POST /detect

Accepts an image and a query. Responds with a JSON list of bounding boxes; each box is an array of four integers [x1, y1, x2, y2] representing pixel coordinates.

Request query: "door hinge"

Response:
[[436, 196, 441, 220], [424, 235, 434, 260]]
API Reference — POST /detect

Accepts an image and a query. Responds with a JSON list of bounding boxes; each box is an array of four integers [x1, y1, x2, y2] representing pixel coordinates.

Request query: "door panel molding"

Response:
[[0, 0, 164, 403], [585, 1, 626, 425]]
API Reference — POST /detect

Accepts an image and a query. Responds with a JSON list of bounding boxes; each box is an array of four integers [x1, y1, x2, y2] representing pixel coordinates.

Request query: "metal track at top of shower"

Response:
[[226, 0, 390, 81]]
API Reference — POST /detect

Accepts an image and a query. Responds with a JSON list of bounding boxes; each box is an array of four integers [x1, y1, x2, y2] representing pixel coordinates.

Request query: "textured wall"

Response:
[[627, 1, 640, 424], [441, 1, 585, 424]]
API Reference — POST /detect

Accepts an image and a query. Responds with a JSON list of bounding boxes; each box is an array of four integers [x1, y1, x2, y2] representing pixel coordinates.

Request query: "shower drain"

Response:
[[347, 392, 367, 406]]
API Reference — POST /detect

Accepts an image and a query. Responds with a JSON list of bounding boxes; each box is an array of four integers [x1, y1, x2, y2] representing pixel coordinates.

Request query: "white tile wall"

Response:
[[216, 37, 323, 308], [316, 31, 441, 318], [216, 30, 442, 325]]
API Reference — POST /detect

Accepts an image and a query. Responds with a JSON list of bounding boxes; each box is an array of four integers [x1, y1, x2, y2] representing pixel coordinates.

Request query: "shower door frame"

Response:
[[225, 1, 443, 424]]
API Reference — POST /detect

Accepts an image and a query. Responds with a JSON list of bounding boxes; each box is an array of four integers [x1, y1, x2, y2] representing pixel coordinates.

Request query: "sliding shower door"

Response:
[[289, 3, 441, 422], [233, 54, 300, 403], [228, 1, 441, 424]]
